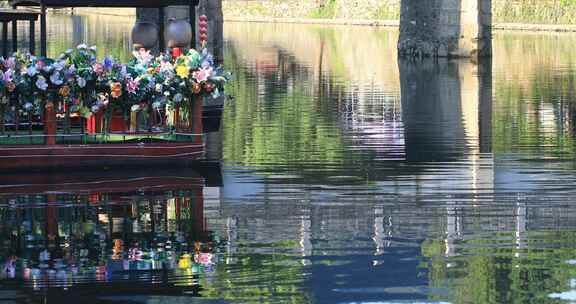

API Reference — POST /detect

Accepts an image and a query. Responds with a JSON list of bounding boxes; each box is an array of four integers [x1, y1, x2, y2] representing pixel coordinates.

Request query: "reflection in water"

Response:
[[0, 170, 216, 301], [4, 14, 576, 304]]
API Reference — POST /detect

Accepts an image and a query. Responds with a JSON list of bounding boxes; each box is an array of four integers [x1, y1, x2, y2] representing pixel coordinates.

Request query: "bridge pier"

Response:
[[398, 0, 491, 58]]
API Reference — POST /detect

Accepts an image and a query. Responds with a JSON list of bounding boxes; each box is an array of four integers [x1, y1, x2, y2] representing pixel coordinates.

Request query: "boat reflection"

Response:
[[0, 167, 222, 301]]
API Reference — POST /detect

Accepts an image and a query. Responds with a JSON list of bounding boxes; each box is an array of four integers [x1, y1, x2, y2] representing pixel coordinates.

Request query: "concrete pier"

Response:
[[398, 0, 491, 58]]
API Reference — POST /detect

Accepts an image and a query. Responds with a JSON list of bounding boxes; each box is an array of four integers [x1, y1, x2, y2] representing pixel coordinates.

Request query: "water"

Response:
[[2, 14, 576, 303]]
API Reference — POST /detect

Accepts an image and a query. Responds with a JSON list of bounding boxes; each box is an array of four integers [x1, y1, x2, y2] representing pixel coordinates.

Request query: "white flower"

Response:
[[131, 104, 141, 112], [152, 101, 162, 109], [76, 43, 88, 50], [52, 61, 65, 71], [163, 91, 170, 97], [23, 102, 33, 111], [50, 72, 63, 85], [35, 76, 48, 91], [155, 83, 163, 93], [77, 77, 86, 88], [89, 46, 97, 52]]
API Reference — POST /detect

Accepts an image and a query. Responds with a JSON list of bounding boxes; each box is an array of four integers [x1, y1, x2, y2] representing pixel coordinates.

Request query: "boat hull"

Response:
[[0, 142, 205, 170]]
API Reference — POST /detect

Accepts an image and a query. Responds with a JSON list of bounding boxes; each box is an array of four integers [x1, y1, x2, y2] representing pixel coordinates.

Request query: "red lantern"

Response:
[[198, 15, 208, 46]]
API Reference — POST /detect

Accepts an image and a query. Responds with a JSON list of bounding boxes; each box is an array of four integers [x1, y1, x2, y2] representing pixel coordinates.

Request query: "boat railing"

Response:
[[0, 130, 204, 145], [0, 94, 205, 145]]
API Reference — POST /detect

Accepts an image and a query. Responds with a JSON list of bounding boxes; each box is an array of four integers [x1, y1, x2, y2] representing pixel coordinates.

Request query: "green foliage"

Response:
[[308, 0, 338, 19], [371, 3, 400, 20], [493, 0, 576, 24]]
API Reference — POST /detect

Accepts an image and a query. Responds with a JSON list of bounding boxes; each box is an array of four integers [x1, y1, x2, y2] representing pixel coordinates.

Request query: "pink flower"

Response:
[[194, 252, 213, 265], [4, 58, 15, 70], [126, 78, 140, 94], [93, 63, 104, 75], [192, 67, 212, 83], [133, 48, 153, 65]]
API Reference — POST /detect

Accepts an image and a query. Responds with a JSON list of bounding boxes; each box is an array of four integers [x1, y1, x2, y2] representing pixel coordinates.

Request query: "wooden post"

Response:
[[40, 4, 47, 57], [158, 7, 165, 52], [14, 100, 19, 135], [173, 106, 180, 131], [191, 94, 203, 144], [27, 111, 32, 144], [2, 22, 7, 57], [29, 20, 35, 55], [0, 102, 4, 135], [189, 1, 197, 49], [130, 111, 137, 132], [148, 105, 155, 131], [11, 17, 16, 54], [44, 101, 56, 145]]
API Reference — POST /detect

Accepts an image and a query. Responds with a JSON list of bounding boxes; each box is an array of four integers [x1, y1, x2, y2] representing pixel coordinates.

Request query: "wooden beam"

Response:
[[189, 1, 196, 49], [158, 6, 164, 52], [40, 4, 46, 56], [29, 19, 34, 54], [2, 22, 8, 57], [11, 5, 17, 54]]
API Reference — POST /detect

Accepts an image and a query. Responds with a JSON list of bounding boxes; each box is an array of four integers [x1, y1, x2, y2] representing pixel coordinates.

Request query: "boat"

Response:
[[0, 45, 228, 170], [0, 97, 205, 170]]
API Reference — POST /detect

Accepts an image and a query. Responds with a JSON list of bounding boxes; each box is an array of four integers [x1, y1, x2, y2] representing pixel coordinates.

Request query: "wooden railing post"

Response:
[[44, 100, 56, 145], [130, 111, 138, 132], [0, 102, 4, 135], [191, 94, 203, 144], [173, 106, 180, 131]]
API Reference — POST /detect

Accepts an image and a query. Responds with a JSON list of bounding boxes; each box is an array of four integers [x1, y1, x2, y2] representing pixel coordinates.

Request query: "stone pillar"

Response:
[[398, 0, 491, 58]]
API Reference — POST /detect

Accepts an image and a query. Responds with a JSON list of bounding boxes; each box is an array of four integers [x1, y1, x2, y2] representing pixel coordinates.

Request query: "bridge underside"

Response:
[[398, 0, 491, 58]]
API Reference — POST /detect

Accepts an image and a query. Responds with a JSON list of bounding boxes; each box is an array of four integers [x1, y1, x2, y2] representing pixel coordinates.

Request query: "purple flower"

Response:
[[35, 76, 48, 91], [103, 57, 114, 71], [2, 69, 13, 82], [3, 58, 15, 69]]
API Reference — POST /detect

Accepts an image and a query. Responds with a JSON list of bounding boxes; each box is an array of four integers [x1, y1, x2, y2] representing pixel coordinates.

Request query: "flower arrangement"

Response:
[[0, 44, 230, 131]]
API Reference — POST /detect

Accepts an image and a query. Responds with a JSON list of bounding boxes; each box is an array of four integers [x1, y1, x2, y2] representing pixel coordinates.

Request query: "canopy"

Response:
[[10, 0, 200, 56]]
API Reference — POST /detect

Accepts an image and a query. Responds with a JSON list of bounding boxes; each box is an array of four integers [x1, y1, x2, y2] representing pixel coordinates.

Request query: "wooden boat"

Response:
[[0, 96, 206, 170]]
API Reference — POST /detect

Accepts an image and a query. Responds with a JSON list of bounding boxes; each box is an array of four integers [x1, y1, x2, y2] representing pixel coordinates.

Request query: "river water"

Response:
[[1, 14, 576, 304]]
